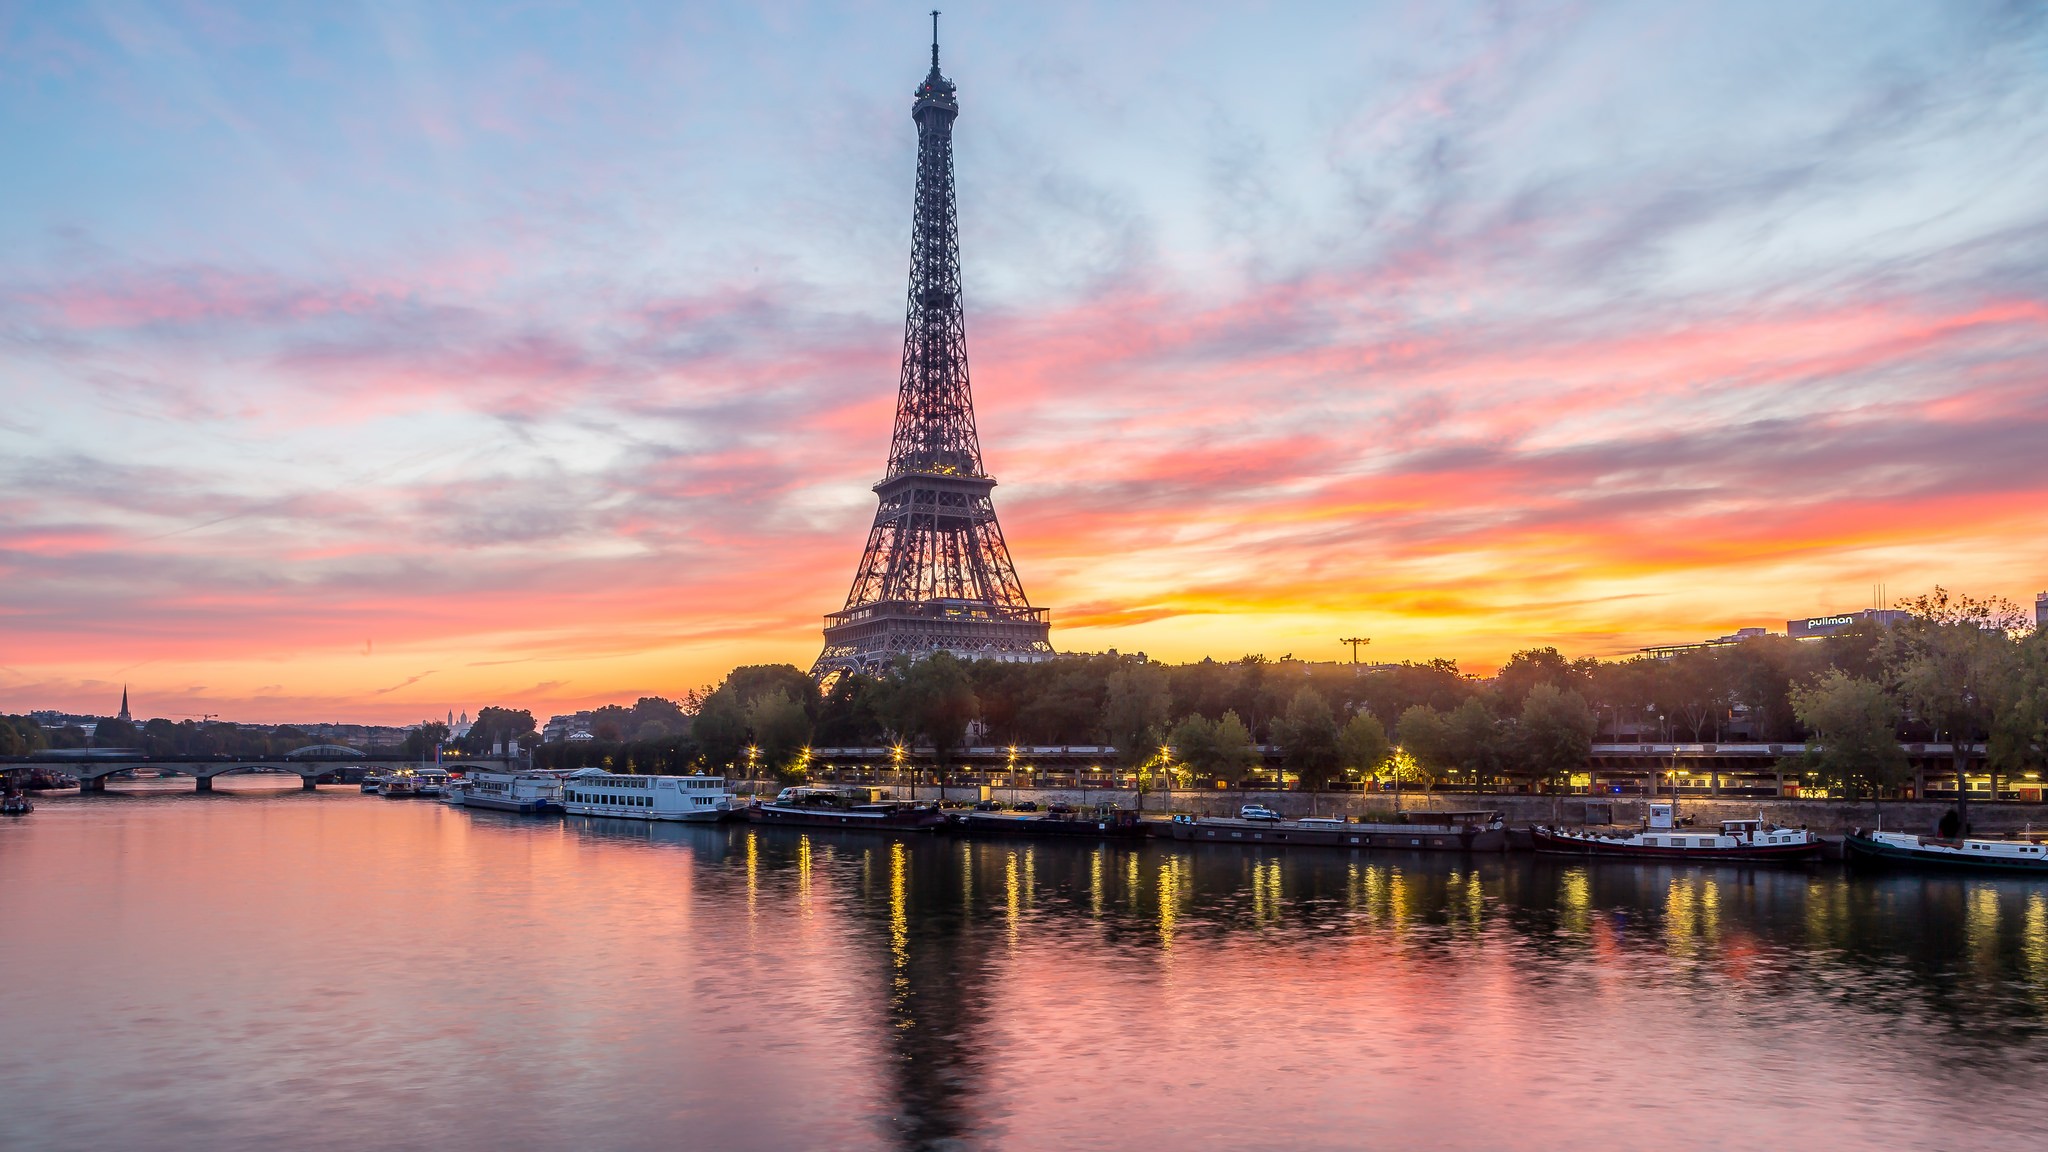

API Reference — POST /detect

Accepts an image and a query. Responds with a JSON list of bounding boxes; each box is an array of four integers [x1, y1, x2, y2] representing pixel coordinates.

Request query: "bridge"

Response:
[[3, 747, 528, 793]]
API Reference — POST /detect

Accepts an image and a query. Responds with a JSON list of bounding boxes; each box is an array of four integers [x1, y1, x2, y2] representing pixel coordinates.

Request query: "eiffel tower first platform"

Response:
[[812, 19, 1054, 680]]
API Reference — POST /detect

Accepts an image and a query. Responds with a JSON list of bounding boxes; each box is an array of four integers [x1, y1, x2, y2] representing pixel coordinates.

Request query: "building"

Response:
[[542, 712, 594, 744], [1787, 609, 1909, 640], [1638, 627, 1771, 660], [811, 23, 1054, 678], [2037, 591, 2046, 630]]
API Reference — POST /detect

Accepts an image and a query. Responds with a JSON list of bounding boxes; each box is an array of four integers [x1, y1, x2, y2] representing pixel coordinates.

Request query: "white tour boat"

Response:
[[561, 769, 733, 822], [459, 769, 566, 815]]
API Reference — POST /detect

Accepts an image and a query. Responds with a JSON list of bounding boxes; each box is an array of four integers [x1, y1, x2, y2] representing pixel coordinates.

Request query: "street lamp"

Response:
[[747, 744, 759, 797]]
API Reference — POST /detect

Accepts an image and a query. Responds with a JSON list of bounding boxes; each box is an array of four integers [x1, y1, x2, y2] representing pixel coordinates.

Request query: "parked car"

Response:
[[1239, 804, 1284, 822], [973, 800, 1005, 811], [1047, 803, 1075, 815], [1012, 801, 1039, 812]]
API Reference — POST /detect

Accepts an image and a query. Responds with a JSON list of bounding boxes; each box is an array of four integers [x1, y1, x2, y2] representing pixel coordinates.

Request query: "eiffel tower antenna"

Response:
[[813, 21, 1053, 680]]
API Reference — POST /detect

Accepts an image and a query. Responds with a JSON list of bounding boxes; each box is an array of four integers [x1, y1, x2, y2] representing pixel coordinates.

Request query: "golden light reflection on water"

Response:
[[889, 840, 910, 1017], [1090, 850, 1104, 918], [1969, 886, 2001, 972], [1387, 867, 1409, 934], [960, 841, 973, 912], [1360, 861, 1386, 922], [2026, 892, 2048, 997], [795, 833, 812, 916], [1005, 851, 1022, 948], [745, 829, 759, 921], [1558, 867, 1591, 936], [1157, 856, 1183, 950], [1663, 875, 1722, 958], [1125, 851, 1140, 911], [1250, 856, 1282, 924]]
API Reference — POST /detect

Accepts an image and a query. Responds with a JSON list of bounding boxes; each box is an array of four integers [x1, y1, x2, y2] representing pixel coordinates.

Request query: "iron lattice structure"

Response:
[[813, 24, 1053, 680]]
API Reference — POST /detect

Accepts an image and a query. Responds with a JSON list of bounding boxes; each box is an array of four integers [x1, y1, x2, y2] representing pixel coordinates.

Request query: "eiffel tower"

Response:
[[813, 15, 1053, 680]]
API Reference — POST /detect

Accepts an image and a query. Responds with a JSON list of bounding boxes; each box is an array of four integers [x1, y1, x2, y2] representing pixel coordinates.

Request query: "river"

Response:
[[4, 781, 2046, 1150]]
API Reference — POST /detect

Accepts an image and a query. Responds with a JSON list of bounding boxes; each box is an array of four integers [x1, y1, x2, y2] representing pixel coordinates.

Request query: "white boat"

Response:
[[413, 767, 451, 798], [1533, 817, 1823, 863], [561, 769, 733, 822], [460, 770, 566, 815], [377, 773, 418, 798], [1846, 828, 2048, 873]]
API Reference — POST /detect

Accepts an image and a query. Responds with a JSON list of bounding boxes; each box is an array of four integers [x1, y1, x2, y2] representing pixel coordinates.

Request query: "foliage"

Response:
[[1102, 662, 1171, 766], [1272, 688, 1342, 790], [461, 707, 536, 755], [1516, 684, 1596, 790], [885, 652, 978, 765], [1395, 705, 1455, 777], [1789, 670, 1907, 798], [404, 721, 451, 758], [0, 716, 48, 757], [1337, 711, 1391, 777], [745, 690, 813, 780]]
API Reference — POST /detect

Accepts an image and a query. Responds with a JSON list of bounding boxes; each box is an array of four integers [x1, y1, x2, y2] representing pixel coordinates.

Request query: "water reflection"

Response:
[[11, 796, 2048, 1151]]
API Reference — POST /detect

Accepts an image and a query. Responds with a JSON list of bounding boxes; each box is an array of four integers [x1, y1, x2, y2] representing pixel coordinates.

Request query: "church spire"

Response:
[[118, 685, 131, 723]]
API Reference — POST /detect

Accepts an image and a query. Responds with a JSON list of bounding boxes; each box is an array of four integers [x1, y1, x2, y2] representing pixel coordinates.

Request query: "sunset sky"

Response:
[[4, 2, 2046, 725]]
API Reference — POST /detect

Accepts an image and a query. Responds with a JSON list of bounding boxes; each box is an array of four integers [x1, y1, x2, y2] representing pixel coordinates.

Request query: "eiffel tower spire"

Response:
[[813, 22, 1053, 679]]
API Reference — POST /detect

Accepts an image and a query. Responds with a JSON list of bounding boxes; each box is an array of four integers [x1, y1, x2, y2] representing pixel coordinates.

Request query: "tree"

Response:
[[815, 673, 885, 746], [1884, 587, 2029, 827], [1987, 629, 2048, 787], [1195, 710, 1261, 786], [92, 716, 139, 748], [1102, 662, 1171, 767], [893, 652, 978, 767], [1517, 684, 1596, 796], [1396, 705, 1454, 779], [1338, 711, 1391, 779], [1273, 688, 1341, 791], [0, 716, 47, 757], [693, 664, 822, 774], [404, 720, 452, 759], [745, 690, 813, 781], [1494, 647, 1592, 711], [1167, 714, 1221, 781], [1445, 698, 1507, 785], [1789, 670, 1906, 800], [464, 707, 536, 755]]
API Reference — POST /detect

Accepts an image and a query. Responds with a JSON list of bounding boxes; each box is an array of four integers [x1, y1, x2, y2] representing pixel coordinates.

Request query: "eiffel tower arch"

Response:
[[813, 19, 1054, 680]]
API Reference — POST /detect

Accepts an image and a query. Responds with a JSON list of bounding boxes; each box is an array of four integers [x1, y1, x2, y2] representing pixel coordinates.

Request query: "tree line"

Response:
[[533, 588, 2047, 800]]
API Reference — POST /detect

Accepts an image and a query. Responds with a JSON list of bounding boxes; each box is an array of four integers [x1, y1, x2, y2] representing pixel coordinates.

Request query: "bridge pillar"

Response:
[[195, 776, 214, 793], [79, 775, 106, 793], [301, 775, 319, 791]]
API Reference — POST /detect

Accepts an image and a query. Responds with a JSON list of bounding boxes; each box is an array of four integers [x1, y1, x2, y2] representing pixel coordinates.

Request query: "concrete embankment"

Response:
[[932, 786, 2048, 838]]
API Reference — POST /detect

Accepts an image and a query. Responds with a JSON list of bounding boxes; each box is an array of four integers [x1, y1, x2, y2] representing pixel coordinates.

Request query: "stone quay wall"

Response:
[[926, 785, 2048, 837]]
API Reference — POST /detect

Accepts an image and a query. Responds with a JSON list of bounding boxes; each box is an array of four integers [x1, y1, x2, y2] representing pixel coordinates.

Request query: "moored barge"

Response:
[[1169, 810, 1507, 852], [748, 786, 947, 832], [1532, 817, 1822, 863], [1845, 828, 2048, 873], [950, 803, 1145, 841]]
